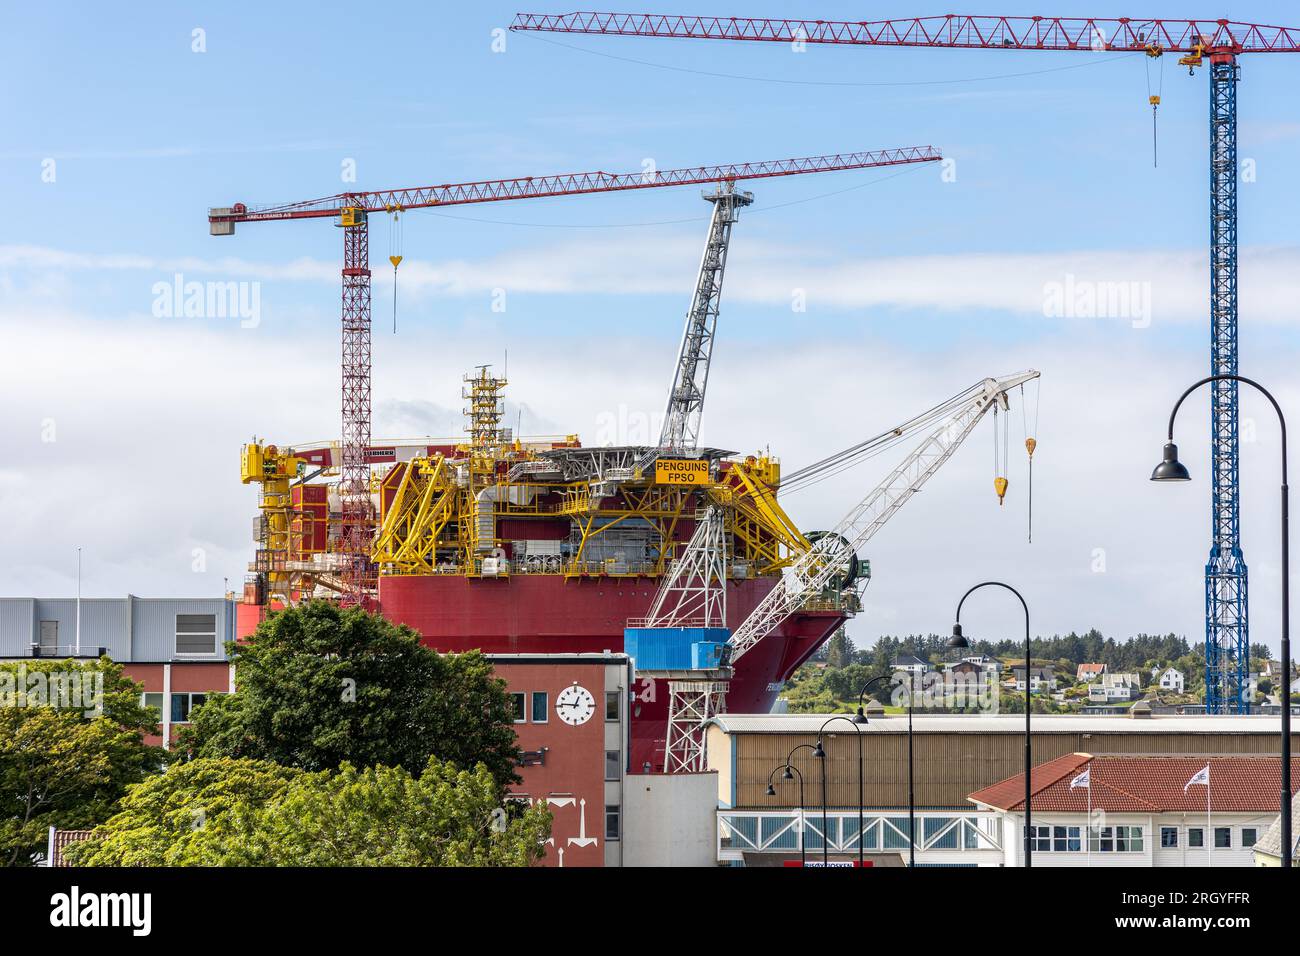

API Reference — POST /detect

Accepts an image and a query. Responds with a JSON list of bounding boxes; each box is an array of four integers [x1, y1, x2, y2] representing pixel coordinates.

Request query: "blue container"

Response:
[[624, 626, 731, 670]]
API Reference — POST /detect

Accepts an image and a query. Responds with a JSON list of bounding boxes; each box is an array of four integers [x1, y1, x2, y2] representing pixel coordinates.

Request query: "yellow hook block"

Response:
[[994, 476, 1009, 505], [1025, 437, 1037, 457], [389, 255, 403, 269]]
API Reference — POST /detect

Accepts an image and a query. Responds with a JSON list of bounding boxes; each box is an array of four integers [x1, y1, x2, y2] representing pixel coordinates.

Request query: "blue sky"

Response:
[[3, 2, 1299, 653]]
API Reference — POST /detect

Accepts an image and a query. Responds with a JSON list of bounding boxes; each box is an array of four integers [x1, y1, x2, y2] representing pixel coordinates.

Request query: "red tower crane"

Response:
[[511, 9, 1300, 718], [208, 146, 941, 603]]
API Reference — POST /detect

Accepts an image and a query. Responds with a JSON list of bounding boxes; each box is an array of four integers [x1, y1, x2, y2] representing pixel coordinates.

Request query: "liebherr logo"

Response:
[[49, 886, 151, 937]]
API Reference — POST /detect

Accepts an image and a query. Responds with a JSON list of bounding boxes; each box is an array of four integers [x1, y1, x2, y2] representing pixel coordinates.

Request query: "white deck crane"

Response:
[[631, 369, 1040, 771], [658, 181, 753, 453]]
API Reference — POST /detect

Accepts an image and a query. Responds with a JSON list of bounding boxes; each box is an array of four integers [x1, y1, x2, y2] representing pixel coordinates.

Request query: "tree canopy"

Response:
[[179, 602, 521, 788], [0, 657, 163, 866], [66, 756, 551, 867]]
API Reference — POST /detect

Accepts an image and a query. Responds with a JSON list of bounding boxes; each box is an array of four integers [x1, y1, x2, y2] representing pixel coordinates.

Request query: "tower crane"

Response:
[[512, 10, 1300, 714], [208, 146, 940, 604], [631, 370, 1039, 771]]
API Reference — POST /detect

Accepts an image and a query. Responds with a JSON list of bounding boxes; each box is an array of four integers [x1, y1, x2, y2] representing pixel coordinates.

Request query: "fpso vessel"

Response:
[[237, 368, 852, 770]]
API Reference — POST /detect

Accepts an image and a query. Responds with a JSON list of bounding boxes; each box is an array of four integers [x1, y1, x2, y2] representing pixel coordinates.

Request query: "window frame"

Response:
[[605, 749, 621, 782], [1242, 827, 1257, 848], [1213, 826, 1231, 849], [174, 613, 219, 657], [1188, 827, 1205, 848], [605, 690, 621, 721], [169, 691, 210, 725], [605, 805, 621, 841], [510, 692, 526, 724], [1160, 826, 1179, 849], [530, 691, 548, 723]]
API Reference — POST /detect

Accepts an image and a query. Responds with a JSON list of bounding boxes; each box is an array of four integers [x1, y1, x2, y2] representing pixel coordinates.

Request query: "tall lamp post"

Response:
[[766, 762, 807, 868], [814, 715, 864, 867], [949, 581, 1033, 867], [767, 742, 820, 865], [855, 673, 916, 866], [1151, 373, 1291, 869]]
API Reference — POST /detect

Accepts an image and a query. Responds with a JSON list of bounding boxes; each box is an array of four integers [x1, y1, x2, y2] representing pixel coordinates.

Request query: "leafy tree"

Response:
[[825, 629, 853, 669], [0, 658, 164, 866], [67, 757, 551, 867], [180, 602, 520, 788]]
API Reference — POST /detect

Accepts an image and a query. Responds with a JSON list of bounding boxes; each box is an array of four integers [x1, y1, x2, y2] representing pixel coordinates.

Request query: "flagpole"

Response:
[[1207, 766, 1212, 868], [1087, 782, 1092, 868]]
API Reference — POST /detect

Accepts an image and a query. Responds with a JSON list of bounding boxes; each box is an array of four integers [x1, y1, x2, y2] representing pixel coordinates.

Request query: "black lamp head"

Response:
[[947, 622, 970, 650], [765, 783, 776, 797], [782, 765, 794, 780], [812, 740, 826, 759], [1151, 441, 1191, 482], [853, 706, 869, 724]]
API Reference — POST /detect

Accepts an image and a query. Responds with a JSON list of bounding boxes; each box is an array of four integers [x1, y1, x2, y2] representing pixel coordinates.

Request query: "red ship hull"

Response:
[[379, 574, 844, 770]]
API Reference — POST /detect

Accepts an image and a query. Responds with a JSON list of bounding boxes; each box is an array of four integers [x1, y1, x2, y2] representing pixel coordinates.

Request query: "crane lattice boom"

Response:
[[727, 371, 1040, 663], [512, 12, 1300, 53]]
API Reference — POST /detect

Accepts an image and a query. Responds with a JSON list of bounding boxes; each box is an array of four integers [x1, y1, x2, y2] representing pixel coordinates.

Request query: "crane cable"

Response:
[[387, 207, 404, 333], [1021, 379, 1041, 543], [1144, 45, 1165, 168]]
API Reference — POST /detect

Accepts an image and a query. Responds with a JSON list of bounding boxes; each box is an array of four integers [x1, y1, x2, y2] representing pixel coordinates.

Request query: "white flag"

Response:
[[1184, 764, 1210, 792], [1070, 768, 1091, 789]]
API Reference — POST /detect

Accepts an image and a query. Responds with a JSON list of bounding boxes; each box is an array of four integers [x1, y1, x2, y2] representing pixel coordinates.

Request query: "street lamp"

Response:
[[949, 581, 1033, 867], [1151, 373, 1291, 869], [856, 673, 916, 866], [767, 742, 819, 865], [815, 715, 864, 867], [766, 762, 807, 867]]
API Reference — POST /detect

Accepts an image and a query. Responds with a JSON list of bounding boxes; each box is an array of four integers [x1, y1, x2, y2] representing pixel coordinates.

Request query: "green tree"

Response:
[[825, 629, 853, 669], [0, 658, 164, 866], [67, 757, 551, 867], [180, 602, 521, 788]]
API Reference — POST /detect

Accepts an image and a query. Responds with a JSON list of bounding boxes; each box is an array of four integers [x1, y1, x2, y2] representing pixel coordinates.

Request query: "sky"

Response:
[[2, 2, 1299, 655]]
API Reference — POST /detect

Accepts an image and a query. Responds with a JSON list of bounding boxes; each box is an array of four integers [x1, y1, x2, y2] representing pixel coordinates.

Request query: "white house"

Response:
[[1011, 665, 1056, 694], [1154, 667, 1185, 694], [1089, 672, 1141, 704], [969, 753, 1297, 867], [1076, 663, 1106, 682], [891, 654, 929, 678]]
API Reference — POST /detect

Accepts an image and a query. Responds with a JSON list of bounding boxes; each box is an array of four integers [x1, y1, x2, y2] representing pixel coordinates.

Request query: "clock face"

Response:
[[555, 684, 596, 726]]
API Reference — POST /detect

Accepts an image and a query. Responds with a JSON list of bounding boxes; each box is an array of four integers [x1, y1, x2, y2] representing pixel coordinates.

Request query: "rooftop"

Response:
[[969, 753, 1300, 814], [708, 713, 1294, 734]]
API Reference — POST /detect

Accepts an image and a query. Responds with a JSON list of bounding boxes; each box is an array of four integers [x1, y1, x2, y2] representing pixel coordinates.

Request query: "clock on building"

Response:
[[555, 683, 596, 726]]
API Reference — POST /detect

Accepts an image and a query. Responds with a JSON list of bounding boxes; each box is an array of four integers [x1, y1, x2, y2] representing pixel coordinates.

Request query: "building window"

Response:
[[1052, 825, 1081, 852], [141, 693, 164, 720], [1242, 828, 1257, 848], [1214, 827, 1231, 849], [510, 692, 526, 723], [605, 750, 621, 781], [605, 805, 620, 841], [175, 614, 218, 655], [170, 692, 210, 724], [1116, 825, 1144, 852], [530, 691, 548, 723], [605, 690, 621, 721], [1025, 825, 1051, 852], [1160, 826, 1179, 848], [1188, 828, 1204, 848], [39, 621, 58, 654]]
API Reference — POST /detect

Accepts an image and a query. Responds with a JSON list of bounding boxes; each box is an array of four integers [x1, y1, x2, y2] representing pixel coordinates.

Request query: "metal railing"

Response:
[[716, 809, 1003, 862]]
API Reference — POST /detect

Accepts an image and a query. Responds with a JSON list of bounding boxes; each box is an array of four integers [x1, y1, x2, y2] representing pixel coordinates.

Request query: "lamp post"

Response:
[[856, 673, 916, 866], [766, 762, 807, 867], [815, 715, 864, 867], [1151, 373, 1291, 869], [767, 742, 819, 866], [949, 581, 1033, 867]]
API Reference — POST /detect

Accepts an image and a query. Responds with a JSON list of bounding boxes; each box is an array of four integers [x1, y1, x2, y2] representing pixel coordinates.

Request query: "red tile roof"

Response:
[[969, 754, 1300, 814]]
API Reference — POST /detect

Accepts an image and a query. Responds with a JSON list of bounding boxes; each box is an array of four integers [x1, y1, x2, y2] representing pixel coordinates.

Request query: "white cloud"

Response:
[[6, 238, 1299, 327]]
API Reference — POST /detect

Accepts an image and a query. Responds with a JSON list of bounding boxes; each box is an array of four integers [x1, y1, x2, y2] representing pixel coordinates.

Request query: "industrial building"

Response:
[[704, 712, 1300, 866]]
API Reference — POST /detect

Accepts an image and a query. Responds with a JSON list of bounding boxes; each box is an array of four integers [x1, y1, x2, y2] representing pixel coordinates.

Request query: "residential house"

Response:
[[969, 753, 1300, 867], [1153, 667, 1185, 694], [1011, 665, 1056, 694], [891, 654, 930, 678], [962, 654, 1001, 673], [1076, 663, 1107, 682], [1089, 672, 1141, 704], [1253, 790, 1300, 866]]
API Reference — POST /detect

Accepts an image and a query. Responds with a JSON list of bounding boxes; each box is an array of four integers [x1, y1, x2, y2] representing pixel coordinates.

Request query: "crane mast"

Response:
[[659, 182, 753, 452]]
